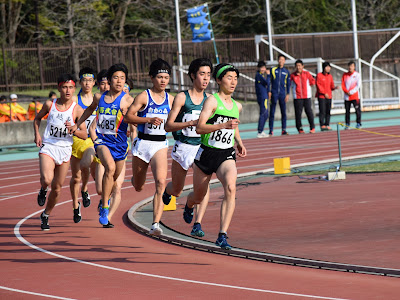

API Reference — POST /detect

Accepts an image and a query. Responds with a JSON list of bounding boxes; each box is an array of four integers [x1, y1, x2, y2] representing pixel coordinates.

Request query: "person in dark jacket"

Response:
[[255, 61, 270, 138], [268, 55, 290, 136]]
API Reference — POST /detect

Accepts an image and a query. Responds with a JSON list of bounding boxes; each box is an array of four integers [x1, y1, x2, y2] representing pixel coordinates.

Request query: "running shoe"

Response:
[[183, 203, 194, 224], [103, 221, 114, 228], [97, 198, 110, 212], [81, 191, 91, 208], [326, 126, 332, 131], [215, 234, 232, 250], [73, 202, 82, 223], [321, 125, 327, 131], [281, 130, 289, 135], [149, 222, 163, 236], [344, 124, 350, 130], [298, 129, 305, 134], [162, 190, 172, 205], [191, 223, 205, 237], [257, 131, 268, 138], [269, 131, 274, 137], [40, 211, 50, 231], [99, 207, 109, 225], [356, 123, 362, 129], [310, 128, 316, 134], [37, 187, 47, 207]]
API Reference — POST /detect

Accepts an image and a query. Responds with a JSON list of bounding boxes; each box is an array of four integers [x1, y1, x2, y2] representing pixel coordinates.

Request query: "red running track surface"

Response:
[[1, 126, 400, 299]]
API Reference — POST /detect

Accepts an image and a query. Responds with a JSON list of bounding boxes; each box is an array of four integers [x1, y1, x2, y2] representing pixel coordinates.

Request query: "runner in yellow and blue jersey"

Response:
[[68, 63, 134, 228], [125, 58, 174, 236], [185, 63, 247, 250], [69, 67, 97, 224], [163, 58, 213, 237]]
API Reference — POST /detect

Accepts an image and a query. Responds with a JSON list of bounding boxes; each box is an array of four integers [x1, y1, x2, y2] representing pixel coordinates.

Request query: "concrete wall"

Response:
[[0, 103, 298, 146]]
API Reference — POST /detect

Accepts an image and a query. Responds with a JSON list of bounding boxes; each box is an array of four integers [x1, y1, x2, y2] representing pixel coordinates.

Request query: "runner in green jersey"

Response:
[[164, 58, 213, 237], [184, 63, 247, 250]]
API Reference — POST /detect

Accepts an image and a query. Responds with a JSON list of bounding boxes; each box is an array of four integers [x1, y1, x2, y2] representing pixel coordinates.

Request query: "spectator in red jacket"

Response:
[[316, 61, 338, 131], [290, 59, 316, 134], [342, 61, 361, 129]]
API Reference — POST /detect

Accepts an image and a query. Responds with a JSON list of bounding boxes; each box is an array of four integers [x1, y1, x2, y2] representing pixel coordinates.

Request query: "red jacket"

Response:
[[315, 72, 335, 99], [342, 71, 361, 101], [290, 71, 315, 99]]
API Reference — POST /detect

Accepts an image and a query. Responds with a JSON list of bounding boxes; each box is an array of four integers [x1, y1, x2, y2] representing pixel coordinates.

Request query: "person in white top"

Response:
[[33, 73, 87, 231]]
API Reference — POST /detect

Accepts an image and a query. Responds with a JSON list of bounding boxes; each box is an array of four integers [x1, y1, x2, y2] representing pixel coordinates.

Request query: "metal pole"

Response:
[[174, 0, 184, 88], [337, 124, 342, 169], [351, 0, 359, 61], [265, 0, 273, 62], [205, 4, 219, 64]]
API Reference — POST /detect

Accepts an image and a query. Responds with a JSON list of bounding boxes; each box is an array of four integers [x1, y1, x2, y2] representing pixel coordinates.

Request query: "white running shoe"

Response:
[[149, 222, 163, 236], [257, 131, 268, 138]]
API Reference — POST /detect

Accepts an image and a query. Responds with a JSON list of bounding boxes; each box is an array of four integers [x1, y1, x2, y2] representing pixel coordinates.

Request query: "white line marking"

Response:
[[13, 206, 350, 300], [0, 285, 77, 300]]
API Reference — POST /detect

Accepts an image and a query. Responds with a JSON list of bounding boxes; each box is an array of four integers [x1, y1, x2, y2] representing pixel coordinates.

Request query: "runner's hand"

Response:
[[68, 124, 78, 135], [237, 143, 246, 158], [224, 119, 240, 129], [149, 117, 163, 126], [34, 135, 42, 147]]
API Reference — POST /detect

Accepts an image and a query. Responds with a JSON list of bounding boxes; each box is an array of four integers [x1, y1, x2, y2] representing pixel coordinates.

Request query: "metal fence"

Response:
[[1, 30, 400, 93]]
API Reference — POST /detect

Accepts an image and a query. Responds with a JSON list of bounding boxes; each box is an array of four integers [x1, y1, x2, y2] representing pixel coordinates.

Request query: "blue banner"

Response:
[[187, 4, 211, 42]]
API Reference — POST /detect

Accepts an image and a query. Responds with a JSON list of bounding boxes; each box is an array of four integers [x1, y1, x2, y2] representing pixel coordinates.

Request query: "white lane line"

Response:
[[13, 204, 350, 300], [0, 285, 77, 300]]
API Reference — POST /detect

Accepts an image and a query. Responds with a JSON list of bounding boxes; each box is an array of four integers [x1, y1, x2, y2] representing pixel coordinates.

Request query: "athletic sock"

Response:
[[218, 232, 227, 238], [42, 211, 49, 218]]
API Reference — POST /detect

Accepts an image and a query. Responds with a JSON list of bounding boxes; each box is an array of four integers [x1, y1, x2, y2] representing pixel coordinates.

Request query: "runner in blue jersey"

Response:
[[163, 58, 213, 237], [69, 63, 134, 228], [125, 58, 174, 236], [69, 67, 97, 223]]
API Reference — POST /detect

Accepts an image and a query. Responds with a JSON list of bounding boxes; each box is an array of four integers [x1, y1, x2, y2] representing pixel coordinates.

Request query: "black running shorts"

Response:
[[194, 145, 236, 175]]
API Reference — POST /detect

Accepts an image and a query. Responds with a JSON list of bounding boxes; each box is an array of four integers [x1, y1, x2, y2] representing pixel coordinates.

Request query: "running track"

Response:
[[1, 126, 400, 299]]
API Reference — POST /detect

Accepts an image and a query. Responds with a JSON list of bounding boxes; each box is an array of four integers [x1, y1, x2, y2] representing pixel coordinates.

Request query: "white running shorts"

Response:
[[171, 140, 200, 171], [131, 137, 168, 163], [39, 143, 72, 165]]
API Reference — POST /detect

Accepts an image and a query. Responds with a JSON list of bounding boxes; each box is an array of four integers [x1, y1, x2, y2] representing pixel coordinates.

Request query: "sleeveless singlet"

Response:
[[96, 91, 128, 144], [201, 93, 239, 149], [172, 90, 207, 145], [43, 99, 77, 147], [137, 89, 170, 141]]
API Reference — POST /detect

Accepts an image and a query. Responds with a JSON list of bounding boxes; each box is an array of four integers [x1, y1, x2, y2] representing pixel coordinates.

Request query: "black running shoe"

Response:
[[37, 187, 47, 207], [81, 191, 91, 208], [162, 189, 172, 205], [183, 203, 194, 224], [40, 211, 50, 231], [73, 202, 82, 223], [103, 221, 114, 228]]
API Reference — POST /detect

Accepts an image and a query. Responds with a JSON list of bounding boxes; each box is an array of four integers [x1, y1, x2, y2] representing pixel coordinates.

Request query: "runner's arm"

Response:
[[33, 100, 52, 147], [124, 91, 162, 125], [165, 92, 195, 132], [68, 93, 100, 134], [196, 96, 239, 134], [70, 105, 88, 140]]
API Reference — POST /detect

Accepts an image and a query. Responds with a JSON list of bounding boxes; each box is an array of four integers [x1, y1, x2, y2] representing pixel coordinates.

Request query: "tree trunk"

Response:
[[67, 0, 79, 77]]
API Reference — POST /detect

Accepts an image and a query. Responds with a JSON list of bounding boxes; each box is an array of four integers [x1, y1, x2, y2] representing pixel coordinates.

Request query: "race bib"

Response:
[[144, 113, 167, 135], [85, 115, 96, 134], [208, 128, 234, 149], [97, 114, 116, 135], [182, 110, 201, 137], [48, 124, 68, 139]]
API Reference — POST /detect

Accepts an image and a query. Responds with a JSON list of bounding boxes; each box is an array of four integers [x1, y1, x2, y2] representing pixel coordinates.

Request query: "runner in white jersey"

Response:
[[34, 73, 87, 231], [125, 58, 174, 236], [163, 58, 213, 237], [69, 67, 97, 224]]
